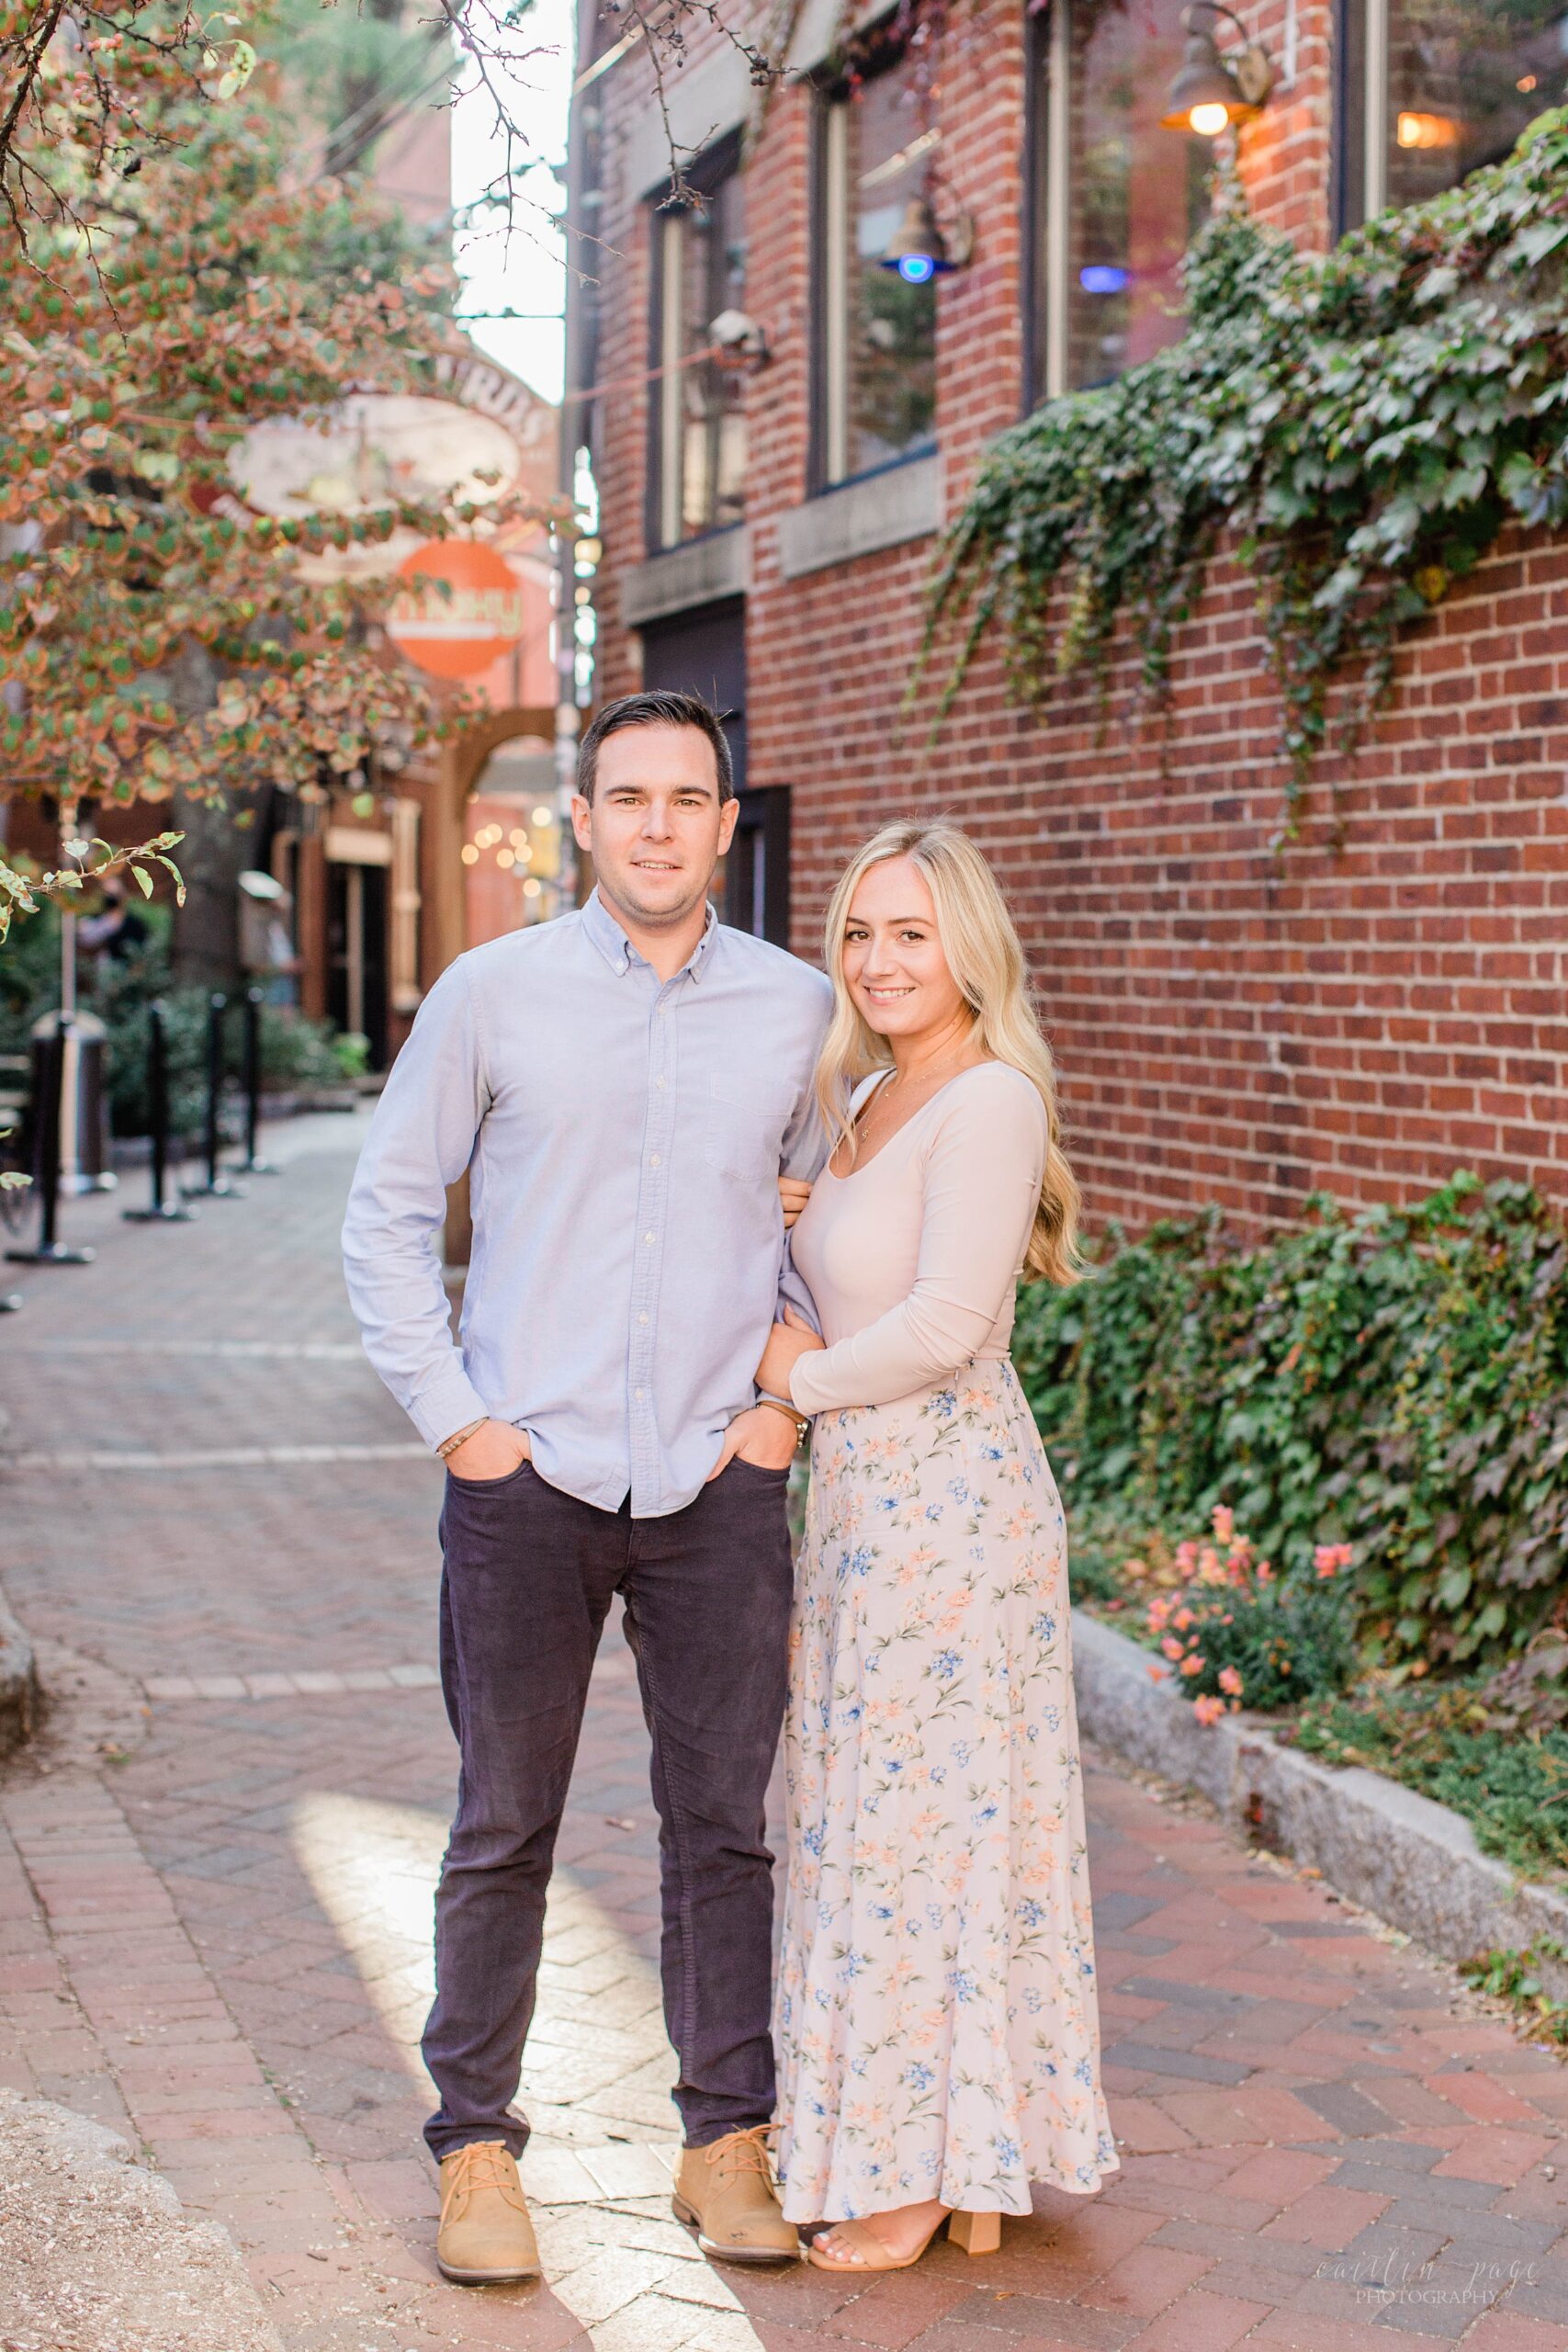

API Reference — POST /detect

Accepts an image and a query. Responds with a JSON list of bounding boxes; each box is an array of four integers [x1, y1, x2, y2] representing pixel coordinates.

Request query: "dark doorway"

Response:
[[640, 595, 748, 786], [724, 787, 792, 947], [639, 596, 792, 948], [326, 860, 389, 1069]]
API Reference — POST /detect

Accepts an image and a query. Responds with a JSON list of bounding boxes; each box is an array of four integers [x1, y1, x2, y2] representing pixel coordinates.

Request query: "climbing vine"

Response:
[[920, 109, 1568, 843]]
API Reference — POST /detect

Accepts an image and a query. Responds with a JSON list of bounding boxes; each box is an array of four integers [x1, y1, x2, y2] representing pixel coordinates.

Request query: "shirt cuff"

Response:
[[408, 1362, 491, 1453]]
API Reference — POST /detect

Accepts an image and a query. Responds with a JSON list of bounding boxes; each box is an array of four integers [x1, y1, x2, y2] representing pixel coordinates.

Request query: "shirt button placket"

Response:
[[630, 979, 675, 1513]]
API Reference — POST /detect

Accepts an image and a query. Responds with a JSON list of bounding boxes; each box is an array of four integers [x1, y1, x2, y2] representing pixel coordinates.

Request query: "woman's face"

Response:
[[840, 856, 966, 1041]]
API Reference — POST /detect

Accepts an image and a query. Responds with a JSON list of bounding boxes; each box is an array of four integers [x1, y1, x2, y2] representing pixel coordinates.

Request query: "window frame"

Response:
[[644, 130, 747, 557], [1023, 0, 1071, 409], [807, 25, 942, 497], [1025, 0, 1207, 408], [1335, 0, 1563, 235]]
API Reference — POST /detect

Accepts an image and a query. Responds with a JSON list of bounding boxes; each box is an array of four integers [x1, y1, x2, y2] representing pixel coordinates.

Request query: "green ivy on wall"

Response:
[[921, 109, 1568, 844], [1010, 1173, 1568, 1677]]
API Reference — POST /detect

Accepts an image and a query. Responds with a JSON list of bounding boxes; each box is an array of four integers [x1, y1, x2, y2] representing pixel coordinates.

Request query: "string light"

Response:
[[460, 843, 479, 865], [497, 847, 515, 869], [523, 877, 542, 899]]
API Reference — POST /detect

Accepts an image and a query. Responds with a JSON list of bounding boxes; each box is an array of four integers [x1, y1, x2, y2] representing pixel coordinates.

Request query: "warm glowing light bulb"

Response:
[[510, 828, 527, 848], [1517, 72, 1538, 92], [1189, 100, 1231, 136], [460, 844, 479, 865], [523, 877, 542, 898], [532, 806, 554, 825], [1396, 109, 1459, 149], [497, 847, 515, 869]]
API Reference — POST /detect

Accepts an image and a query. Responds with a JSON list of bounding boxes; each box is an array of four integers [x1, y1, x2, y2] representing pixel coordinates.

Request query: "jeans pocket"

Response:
[[727, 1454, 792, 1483], [446, 1455, 535, 1492]]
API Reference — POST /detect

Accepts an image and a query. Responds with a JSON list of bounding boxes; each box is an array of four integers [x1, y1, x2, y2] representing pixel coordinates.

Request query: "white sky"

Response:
[[450, 0, 574, 404]]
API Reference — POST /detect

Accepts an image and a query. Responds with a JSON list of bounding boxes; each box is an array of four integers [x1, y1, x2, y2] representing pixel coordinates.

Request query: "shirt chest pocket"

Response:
[[704, 1072, 795, 1181]]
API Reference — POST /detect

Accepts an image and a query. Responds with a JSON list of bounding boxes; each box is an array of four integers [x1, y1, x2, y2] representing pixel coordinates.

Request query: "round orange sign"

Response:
[[387, 539, 525, 680]]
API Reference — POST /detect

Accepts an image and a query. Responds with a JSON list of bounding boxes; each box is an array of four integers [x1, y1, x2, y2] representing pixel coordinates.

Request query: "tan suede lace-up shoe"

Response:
[[435, 2140, 541, 2284], [672, 2125, 799, 2264]]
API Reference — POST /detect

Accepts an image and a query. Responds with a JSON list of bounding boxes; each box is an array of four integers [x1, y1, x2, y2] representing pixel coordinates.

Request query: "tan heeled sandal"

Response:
[[807, 2207, 1001, 2272]]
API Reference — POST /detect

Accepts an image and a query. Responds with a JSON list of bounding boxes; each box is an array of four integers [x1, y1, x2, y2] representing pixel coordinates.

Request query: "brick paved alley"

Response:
[[3, 1113, 1568, 2352]]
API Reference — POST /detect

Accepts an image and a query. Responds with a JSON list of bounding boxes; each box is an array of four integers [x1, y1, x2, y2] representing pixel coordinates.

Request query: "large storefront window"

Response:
[[649, 155, 748, 548], [816, 46, 939, 486], [1030, 0, 1211, 403], [1342, 0, 1568, 225]]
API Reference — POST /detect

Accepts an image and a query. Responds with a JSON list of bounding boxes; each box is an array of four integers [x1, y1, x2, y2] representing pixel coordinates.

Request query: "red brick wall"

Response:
[[589, 0, 1568, 1233]]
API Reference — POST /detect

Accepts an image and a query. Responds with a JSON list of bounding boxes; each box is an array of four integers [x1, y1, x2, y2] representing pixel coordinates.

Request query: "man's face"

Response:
[[573, 722, 739, 932]]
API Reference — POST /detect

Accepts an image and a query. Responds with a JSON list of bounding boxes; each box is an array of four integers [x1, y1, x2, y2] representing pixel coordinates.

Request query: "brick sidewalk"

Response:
[[2, 1114, 1566, 2352]]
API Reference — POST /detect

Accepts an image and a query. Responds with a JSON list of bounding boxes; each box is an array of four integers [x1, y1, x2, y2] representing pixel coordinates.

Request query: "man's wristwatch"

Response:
[[757, 1391, 811, 1445]]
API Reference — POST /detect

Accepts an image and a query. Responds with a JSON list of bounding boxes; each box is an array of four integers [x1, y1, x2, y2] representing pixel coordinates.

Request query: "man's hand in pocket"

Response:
[[705, 1405, 796, 1481], [445, 1419, 531, 1481]]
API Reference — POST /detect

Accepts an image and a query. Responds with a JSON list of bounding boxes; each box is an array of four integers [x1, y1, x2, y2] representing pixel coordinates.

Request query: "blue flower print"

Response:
[[773, 1357, 1115, 2219]]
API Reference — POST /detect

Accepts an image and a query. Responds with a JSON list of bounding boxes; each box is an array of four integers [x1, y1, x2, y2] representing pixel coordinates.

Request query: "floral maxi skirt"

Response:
[[773, 1360, 1120, 2222]]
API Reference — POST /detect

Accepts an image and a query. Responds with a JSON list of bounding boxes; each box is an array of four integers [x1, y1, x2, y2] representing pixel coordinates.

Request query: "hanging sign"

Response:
[[385, 539, 525, 680]]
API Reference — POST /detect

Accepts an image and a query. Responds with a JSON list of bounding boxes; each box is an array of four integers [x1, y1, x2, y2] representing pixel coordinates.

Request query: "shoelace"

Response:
[[705, 2125, 778, 2180], [444, 2140, 525, 2217]]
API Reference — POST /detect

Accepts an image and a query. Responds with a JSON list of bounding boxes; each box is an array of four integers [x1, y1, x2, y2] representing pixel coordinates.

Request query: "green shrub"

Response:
[[1019, 1175, 1568, 1675], [1290, 1683, 1568, 1883], [0, 901, 363, 1136], [1114, 1509, 1357, 1716]]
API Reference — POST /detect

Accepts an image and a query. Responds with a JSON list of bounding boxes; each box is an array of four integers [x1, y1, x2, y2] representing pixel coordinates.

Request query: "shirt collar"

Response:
[[582, 887, 718, 984]]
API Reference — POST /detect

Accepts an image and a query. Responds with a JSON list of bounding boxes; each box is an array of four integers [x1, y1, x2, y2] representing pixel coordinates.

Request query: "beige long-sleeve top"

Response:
[[787, 1059, 1048, 1415]]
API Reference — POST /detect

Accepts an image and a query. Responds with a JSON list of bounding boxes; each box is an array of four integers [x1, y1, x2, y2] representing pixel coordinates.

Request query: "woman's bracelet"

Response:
[[436, 1416, 488, 1461], [757, 1392, 811, 1443]]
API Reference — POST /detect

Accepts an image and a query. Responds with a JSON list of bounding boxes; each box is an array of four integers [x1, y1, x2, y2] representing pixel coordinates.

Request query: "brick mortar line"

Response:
[[142, 1654, 637, 1702], [5, 1340, 367, 1360], [7, 1443, 434, 1472]]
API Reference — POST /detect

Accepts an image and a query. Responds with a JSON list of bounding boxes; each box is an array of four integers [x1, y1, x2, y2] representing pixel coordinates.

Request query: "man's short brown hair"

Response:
[[576, 690, 735, 804]]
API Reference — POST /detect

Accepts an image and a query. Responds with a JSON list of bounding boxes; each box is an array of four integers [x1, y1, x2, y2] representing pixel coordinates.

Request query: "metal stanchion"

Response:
[[181, 992, 245, 1201], [124, 1000, 195, 1224], [5, 1020, 95, 1265], [236, 988, 277, 1176]]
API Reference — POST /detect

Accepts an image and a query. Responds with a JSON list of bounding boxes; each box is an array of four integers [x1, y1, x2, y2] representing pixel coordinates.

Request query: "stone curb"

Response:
[[0, 2090, 285, 2352], [1071, 1606, 1568, 2001], [0, 1588, 39, 1760]]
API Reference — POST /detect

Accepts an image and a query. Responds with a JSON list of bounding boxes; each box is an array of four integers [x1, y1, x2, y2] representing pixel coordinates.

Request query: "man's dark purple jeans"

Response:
[[423, 1453, 795, 2162]]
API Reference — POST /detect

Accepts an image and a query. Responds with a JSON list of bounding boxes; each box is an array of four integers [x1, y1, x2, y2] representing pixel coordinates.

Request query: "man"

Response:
[[342, 691, 831, 2285]]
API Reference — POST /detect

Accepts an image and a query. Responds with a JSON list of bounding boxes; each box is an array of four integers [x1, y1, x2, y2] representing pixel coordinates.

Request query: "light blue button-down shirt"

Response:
[[342, 889, 834, 1517]]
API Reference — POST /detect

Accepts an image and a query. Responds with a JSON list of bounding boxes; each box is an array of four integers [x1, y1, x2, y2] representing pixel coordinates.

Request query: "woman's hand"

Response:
[[445, 1419, 531, 1481], [757, 1304, 825, 1402], [778, 1175, 812, 1230]]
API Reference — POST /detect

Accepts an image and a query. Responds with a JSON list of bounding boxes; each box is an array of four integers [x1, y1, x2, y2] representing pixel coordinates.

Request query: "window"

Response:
[[1340, 0, 1568, 227], [815, 46, 939, 488], [649, 154, 748, 549], [1029, 0, 1211, 403]]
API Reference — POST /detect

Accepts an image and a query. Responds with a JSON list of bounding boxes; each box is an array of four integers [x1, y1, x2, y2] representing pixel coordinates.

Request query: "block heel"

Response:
[[948, 2210, 1001, 2256]]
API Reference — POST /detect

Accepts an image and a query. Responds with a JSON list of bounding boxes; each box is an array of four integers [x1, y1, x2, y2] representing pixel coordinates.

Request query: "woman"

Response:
[[757, 820, 1118, 2273]]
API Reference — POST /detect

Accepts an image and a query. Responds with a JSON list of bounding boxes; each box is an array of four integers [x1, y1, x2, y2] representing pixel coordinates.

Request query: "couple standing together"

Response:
[[343, 689, 1118, 2284]]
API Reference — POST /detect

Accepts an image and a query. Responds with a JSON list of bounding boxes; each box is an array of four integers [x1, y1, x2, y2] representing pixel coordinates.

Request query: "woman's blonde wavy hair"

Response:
[[816, 820, 1082, 1287]]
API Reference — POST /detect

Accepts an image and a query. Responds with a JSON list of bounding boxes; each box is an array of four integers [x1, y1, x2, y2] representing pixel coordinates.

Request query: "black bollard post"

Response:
[[6, 1018, 95, 1265], [236, 988, 277, 1176], [124, 999, 195, 1224], [181, 992, 245, 1202]]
